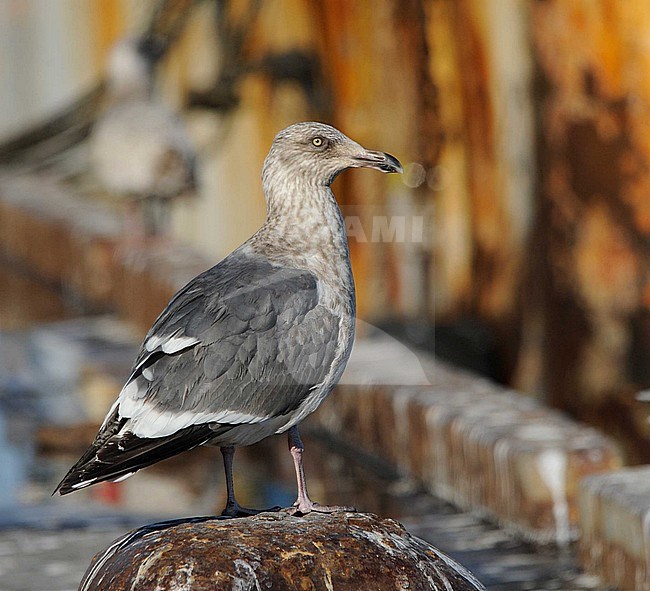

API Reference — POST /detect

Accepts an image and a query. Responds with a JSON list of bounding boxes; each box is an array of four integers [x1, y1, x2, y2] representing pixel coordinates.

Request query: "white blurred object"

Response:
[[90, 38, 197, 237], [104, 37, 153, 101], [636, 389, 650, 401], [340, 319, 431, 386]]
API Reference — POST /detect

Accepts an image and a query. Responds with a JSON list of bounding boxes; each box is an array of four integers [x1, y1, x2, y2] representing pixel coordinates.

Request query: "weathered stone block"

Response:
[[79, 512, 485, 591], [579, 467, 650, 591], [314, 361, 623, 544]]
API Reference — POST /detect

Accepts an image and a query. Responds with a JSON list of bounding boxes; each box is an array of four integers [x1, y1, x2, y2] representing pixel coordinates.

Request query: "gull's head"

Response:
[[262, 122, 403, 188]]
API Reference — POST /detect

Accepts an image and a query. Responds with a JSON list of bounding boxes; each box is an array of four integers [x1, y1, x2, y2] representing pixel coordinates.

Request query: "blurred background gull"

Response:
[[88, 37, 197, 245], [1, 1, 650, 590]]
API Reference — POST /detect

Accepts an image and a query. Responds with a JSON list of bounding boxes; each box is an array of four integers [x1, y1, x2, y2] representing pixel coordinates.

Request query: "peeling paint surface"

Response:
[[526, 0, 650, 458]]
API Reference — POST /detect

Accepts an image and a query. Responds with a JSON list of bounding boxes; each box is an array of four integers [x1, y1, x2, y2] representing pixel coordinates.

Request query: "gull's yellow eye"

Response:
[[311, 137, 324, 147]]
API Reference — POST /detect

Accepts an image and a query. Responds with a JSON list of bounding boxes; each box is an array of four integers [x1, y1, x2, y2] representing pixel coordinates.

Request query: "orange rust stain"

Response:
[[531, 1, 624, 107], [575, 203, 640, 314], [453, 0, 521, 320], [642, 283, 650, 309], [425, 1, 474, 315], [91, 0, 124, 67], [592, 1, 624, 96], [453, 2, 494, 165], [312, 0, 358, 114], [622, 176, 650, 236]]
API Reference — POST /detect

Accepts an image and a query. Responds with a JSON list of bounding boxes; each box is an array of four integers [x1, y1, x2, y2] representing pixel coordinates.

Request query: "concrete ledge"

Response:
[[579, 466, 650, 590], [315, 362, 623, 544]]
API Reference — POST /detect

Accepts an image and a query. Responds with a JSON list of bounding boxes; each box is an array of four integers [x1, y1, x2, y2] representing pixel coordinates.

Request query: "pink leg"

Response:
[[285, 426, 355, 516]]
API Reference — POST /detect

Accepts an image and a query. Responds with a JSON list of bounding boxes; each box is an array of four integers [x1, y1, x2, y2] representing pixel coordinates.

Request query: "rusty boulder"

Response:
[[79, 512, 485, 590]]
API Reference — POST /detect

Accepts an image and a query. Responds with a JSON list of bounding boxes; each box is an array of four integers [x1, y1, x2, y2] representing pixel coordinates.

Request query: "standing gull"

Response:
[[56, 122, 402, 515]]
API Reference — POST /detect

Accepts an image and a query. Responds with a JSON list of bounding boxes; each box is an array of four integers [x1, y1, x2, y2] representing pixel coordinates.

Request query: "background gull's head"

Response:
[[105, 38, 155, 101]]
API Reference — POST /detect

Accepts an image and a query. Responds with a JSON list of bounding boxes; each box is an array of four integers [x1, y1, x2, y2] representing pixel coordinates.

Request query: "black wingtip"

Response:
[[53, 423, 219, 498], [52, 473, 71, 497], [52, 442, 104, 496], [52, 482, 75, 496], [52, 471, 90, 496]]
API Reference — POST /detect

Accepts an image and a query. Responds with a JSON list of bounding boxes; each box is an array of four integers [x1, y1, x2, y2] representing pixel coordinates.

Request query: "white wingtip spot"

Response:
[[145, 332, 199, 354], [161, 335, 200, 354], [145, 334, 165, 352], [112, 472, 135, 483], [72, 478, 98, 490]]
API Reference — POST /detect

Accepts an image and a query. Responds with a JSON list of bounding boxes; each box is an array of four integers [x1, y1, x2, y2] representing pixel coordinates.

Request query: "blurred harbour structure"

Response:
[[2, 1, 650, 589], [2, 0, 649, 459]]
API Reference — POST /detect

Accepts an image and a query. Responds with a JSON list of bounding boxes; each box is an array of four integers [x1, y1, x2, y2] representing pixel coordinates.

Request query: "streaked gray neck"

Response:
[[251, 165, 352, 285]]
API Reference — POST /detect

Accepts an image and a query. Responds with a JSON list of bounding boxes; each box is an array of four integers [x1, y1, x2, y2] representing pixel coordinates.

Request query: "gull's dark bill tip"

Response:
[[354, 150, 403, 174], [378, 152, 403, 174]]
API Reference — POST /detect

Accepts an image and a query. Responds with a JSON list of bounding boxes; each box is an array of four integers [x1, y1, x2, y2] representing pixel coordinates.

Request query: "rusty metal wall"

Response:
[[519, 0, 650, 459]]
